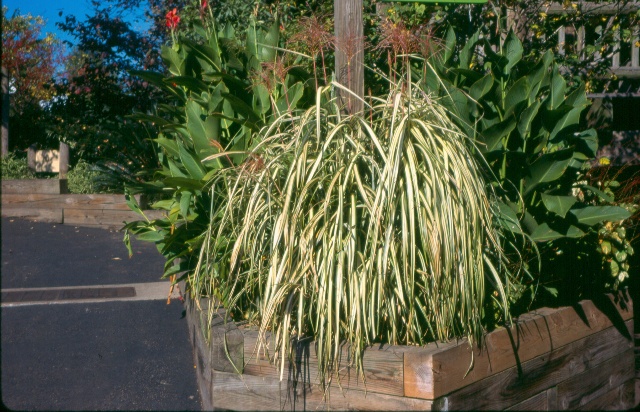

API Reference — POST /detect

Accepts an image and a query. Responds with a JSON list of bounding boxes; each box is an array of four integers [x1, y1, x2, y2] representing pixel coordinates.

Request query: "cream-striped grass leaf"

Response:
[[189, 83, 525, 390]]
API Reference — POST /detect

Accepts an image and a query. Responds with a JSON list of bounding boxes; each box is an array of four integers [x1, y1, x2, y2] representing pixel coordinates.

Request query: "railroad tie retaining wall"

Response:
[[186, 291, 636, 411]]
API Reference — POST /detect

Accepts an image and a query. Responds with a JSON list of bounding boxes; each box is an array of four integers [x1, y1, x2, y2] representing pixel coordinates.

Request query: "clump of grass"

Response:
[[190, 83, 523, 388]]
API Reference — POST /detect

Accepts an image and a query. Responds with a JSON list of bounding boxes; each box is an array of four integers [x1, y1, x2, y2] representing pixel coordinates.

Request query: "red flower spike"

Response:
[[165, 8, 180, 29]]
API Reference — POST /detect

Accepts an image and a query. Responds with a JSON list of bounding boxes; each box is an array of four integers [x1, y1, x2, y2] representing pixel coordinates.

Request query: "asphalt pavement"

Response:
[[1, 217, 201, 411]]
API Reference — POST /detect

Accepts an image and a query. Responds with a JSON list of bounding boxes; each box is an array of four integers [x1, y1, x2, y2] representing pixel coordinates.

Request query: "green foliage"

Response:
[[123, 8, 528, 388], [67, 160, 104, 194], [189, 85, 525, 384], [123, 13, 314, 291], [425, 29, 630, 242], [421, 28, 633, 304], [0, 153, 36, 180]]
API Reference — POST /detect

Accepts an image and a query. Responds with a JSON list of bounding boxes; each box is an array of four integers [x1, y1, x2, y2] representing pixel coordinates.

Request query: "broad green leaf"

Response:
[[179, 191, 192, 218], [546, 66, 566, 110], [167, 158, 188, 178], [168, 76, 209, 94], [459, 30, 480, 69], [151, 199, 175, 210], [480, 116, 517, 152], [570, 206, 631, 226], [254, 84, 270, 115], [276, 82, 304, 113], [564, 83, 588, 108], [178, 144, 206, 180], [549, 106, 582, 142], [573, 128, 598, 158], [222, 93, 261, 124], [541, 194, 577, 218], [125, 191, 143, 216], [245, 20, 258, 59], [504, 76, 530, 117], [530, 223, 564, 242], [136, 230, 165, 242], [443, 27, 456, 63], [530, 223, 584, 242], [469, 74, 493, 101], [261, 19, 280, 61], [525, 149, 573, 195], [163, 177, 205, 191], [517, 100, 541, 138], [503, 31, 523, 75], [495, 201, 523, 234], [161, 45, 184, 76], [155, 136, 180, 158], [527, 51, 552, 103], [182, 39, 221, 71], [186, 100, 211, 155]]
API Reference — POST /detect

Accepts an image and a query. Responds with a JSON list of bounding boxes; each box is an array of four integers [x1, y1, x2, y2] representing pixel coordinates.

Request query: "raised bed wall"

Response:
[[186, 291, 636, 411], [1, 180, 162, 230]]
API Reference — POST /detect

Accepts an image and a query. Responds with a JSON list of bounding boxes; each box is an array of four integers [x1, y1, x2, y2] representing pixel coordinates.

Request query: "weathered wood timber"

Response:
[[557, 350, 635, 409], [186, 289, 635, 411], [2, 179, 68, 194], [1, 189, 163, 229], [577, 379, 635, 411], [1, 208, 63, 223], [404, 294, 633, 400], [334, 0, 364, 114], [243, 328, 406, 396], [2, 193, 135, 210], [431, 321, 634, 411]]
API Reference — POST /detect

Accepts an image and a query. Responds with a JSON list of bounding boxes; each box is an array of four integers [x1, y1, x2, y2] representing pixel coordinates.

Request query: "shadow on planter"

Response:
[[185, 291, 635, 411]]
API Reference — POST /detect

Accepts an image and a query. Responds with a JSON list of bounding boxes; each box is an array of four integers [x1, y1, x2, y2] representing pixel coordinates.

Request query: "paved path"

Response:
[[1, 217, 201, 411]]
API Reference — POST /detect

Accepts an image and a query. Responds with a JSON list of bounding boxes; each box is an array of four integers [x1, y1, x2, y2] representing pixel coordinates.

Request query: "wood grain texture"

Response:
[[211, 370, 288, 411], [2, 179, 68, 194], [286, 382, 434, 411], [405, 292, 633, 399], [334, 0, 364, 114], [242, 328, 406, 396], [2, 193, 135, 210], [577, 379, 635, 411], [1, 207, 63, 223], [431, 321, 634, 411], [556, 350, 635, 410], [505, 390, 548, 411]]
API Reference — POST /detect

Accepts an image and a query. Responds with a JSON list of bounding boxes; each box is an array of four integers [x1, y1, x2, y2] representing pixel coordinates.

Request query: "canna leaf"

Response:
[[570, 206, 631, 226]]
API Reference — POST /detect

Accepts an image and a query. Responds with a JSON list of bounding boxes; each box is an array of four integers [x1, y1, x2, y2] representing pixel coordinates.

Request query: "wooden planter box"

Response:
[[186, 291, 636, 411]]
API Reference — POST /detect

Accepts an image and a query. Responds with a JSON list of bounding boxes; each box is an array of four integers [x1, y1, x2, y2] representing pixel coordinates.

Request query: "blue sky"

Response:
[[3, 0, 149, 48]]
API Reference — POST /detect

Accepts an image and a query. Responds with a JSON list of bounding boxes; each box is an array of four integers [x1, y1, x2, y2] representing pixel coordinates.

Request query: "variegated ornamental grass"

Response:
[[190, 84, 524, 386]]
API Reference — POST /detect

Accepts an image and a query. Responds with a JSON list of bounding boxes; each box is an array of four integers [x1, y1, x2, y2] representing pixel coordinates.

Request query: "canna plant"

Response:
[[424, 28, 631, 243], [123, 9, 313, 288], [420, 28, 633, 300]]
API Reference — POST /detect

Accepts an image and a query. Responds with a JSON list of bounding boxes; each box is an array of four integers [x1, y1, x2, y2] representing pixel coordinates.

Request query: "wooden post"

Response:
[[334, 0, 364, 114], [1, 66, 9, 158], [27, 144, 36, 171], [59, 142, 69, 179]]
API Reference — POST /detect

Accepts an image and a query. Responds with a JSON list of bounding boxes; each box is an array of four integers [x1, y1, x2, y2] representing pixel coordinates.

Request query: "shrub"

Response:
[[0, 152, 36, 180], [67, 160, 103, 194]]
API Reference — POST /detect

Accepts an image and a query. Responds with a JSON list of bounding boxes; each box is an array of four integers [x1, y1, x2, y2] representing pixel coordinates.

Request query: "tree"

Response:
[[1, 7, 63, 152], [50, 0, 167, 165]]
